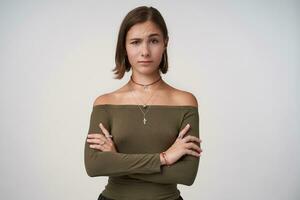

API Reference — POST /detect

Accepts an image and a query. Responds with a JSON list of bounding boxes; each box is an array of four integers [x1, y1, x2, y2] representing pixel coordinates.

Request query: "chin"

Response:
[[139, 67, 160, 74]]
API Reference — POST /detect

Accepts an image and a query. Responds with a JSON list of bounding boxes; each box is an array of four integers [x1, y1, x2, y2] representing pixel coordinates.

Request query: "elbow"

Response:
[[182, 177, 196, 186], [174, 169, 198, 186], [84, 152, 95, 177], [180, 160, 199, 186], [84, 152, 103, 177], [85, 165, 97, 177], [84, 153, 111, 177], [85, 161, 108, 177], [178, 171, 197, 186], [84, 161, 98, 177], [84, 146, 105, 177], [86, 171, 94, 177], [84, 155, 109, 177]]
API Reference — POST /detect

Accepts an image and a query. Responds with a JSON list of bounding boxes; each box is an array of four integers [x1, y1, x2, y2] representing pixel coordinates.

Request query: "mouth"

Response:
[[138, 60, 152, 64], [138, 61, 153, 63]]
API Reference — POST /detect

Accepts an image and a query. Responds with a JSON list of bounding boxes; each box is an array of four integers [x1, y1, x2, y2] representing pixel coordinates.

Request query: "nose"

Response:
[[141, 42, 150, 57]]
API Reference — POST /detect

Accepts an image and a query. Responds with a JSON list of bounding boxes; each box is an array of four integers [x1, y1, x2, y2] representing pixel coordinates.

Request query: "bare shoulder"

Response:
[[92, 86, 128, 106], [171, 89, 198, 107], [93, 92, 114, 106]]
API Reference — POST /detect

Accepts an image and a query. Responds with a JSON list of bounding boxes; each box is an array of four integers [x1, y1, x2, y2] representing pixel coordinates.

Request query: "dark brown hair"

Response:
[[112, 6, 169, 79]]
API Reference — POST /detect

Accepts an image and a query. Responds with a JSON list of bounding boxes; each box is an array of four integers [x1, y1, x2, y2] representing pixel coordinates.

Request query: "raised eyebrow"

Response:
[[129, 33, 162, 41], [148, 33, 161, 38], [129, 38, 142, 42]]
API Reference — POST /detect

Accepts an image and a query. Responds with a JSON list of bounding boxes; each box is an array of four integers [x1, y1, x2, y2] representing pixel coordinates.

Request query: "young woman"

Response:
[[85, 6, 203, 200]]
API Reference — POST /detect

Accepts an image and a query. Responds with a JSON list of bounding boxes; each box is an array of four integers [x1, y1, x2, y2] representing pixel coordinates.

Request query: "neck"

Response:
[[129, 72, 162, 91], [131, 72, 161, 85]]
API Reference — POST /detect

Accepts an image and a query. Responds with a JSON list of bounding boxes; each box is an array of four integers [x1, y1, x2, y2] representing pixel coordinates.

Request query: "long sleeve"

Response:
[[84, 106, 162, 177], [127, 108, 200, 186]]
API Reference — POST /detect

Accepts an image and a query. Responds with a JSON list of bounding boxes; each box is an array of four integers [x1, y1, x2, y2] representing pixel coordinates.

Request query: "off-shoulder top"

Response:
[[84, 104, 200, 200]]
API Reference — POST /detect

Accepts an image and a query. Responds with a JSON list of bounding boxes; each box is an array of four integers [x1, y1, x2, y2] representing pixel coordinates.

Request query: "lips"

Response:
[[138, 61, 152, 63]]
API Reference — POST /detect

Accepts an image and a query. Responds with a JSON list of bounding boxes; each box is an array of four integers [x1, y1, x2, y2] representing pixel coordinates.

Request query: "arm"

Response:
[[128, 108, 200, 186], [84, 106, 162, 177]]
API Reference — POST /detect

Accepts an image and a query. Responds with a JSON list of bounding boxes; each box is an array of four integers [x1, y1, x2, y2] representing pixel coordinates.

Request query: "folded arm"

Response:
[[84, 106, 162, 177], [127, 108, 200, 186]]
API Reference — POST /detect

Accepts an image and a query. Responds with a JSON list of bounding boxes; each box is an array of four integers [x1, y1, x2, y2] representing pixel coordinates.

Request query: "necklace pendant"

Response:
[[143, 104, 147, 108], [143, 117, 147, 125], [143, 85, 148, 90]]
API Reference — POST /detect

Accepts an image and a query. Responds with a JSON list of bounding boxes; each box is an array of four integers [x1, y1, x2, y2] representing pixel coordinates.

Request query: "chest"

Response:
[[109, 109, 182, 153]]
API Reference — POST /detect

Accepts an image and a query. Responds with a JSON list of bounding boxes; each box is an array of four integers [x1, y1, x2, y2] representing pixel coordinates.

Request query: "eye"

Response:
[[151, 39, 159, 44], [131, 41, 139, 45]]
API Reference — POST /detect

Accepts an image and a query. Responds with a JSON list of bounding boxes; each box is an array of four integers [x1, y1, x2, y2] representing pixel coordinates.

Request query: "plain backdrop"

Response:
[[0, 0, 299, 200]]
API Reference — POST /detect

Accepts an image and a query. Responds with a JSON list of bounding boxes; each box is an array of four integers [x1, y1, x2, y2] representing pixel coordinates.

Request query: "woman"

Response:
[[85, 6, 203, 200]]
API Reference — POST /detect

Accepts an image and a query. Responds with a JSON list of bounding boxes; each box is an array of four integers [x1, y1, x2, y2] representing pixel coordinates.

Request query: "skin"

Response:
[[87, 20, 203, 166]]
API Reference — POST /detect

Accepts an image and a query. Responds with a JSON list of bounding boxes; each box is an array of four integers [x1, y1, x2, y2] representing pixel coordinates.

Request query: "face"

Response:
[[125, 20, 167, 74]]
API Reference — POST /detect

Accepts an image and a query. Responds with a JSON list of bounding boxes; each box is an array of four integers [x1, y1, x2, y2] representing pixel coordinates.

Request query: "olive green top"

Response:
[[84, 104, 200, 200]]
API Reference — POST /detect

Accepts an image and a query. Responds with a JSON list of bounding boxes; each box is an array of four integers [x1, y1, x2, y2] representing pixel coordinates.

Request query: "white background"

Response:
[[0, 0, 299, 200]]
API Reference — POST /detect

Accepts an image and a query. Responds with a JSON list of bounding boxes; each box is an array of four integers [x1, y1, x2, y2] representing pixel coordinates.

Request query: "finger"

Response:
[[90, 132, 109, 143], [87, 133, 103, 139], [183, 135, 201, 144], [186, 143, 202, 153], [89, 144, 104, 151], [178, 124, 190, 138], [87, 132, 110, 147], [87, 139, 109, 147], [86, 138, 102, 144], [185, 149, 201, 157], [99, 123, 113, 142], [98, 133, 109, 141], [91, 142, 111, 152]]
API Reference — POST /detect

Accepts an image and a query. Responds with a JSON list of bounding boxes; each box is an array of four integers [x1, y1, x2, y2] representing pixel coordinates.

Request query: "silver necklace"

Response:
[[129, 77, 162, 125]]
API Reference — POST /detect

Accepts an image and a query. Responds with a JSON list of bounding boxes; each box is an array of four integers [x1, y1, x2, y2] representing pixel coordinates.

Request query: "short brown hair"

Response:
[[112, 6, 169, 79]]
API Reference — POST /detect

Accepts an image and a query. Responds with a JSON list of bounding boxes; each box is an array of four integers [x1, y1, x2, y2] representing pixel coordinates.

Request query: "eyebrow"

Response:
[[129, 33, 161, 41]]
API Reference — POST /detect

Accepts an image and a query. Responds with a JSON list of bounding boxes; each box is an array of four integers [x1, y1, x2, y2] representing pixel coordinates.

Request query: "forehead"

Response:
[[126, 21, 163, 39]]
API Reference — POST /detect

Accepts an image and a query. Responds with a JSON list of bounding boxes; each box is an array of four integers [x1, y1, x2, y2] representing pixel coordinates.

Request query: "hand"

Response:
[[161, 124, 202, 165], [86, 123, 118, 152]]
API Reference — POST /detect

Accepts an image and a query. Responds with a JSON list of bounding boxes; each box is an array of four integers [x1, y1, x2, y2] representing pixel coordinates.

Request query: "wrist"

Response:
[[160, 153, 166, 165], [160, 152, 170, 167]]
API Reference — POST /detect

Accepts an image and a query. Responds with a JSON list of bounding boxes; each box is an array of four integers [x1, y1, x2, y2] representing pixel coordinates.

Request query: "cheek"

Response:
[[126, 47, 138, 59], [125, 49, 135, 64], [153, 48, 164, 60]]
